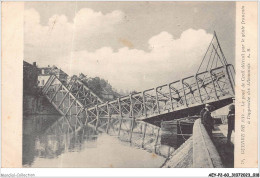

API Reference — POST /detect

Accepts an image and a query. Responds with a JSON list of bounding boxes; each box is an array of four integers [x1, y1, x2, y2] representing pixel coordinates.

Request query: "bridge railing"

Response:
[[83, 64, 235, 131], [41, 64, 235, 148], [41, 64, 235, 161], [43, 65, 234, 128]]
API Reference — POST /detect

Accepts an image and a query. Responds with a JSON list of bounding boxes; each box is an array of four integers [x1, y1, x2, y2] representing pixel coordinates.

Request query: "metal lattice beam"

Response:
[[41, 32, 235, 157]]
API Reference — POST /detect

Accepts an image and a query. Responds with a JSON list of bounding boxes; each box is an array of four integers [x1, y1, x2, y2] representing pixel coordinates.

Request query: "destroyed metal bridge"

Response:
[[41, 32, 235, 157]]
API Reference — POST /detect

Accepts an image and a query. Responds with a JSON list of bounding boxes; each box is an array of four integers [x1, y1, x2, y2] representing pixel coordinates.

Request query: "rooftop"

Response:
[[38, 65, 68, 77]]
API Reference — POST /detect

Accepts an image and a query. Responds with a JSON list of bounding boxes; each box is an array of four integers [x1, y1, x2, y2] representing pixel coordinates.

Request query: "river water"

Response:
[[23, 115, 166, 168]]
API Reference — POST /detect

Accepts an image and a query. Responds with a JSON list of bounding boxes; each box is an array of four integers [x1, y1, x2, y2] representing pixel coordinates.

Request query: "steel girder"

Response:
[[42, 64, 235, 157], [81, 64, 235, 153], [41, 31, 235, 158], [84, 64, 235, 129], [67, 78, 103, 108], [42, 63, 235, 135]]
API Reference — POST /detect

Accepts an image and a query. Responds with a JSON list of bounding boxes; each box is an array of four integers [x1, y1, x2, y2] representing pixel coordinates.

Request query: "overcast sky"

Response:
[[24, 2, 235, 91]]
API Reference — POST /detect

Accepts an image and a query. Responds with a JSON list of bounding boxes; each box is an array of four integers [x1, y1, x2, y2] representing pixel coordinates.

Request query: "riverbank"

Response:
[[23, 94, 60, 115]]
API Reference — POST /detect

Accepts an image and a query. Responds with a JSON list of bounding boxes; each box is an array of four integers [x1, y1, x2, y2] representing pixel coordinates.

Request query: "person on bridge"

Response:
[[202, 104, 214, 137], [227, 104, 235, 144], [200, 104, 209, 124]]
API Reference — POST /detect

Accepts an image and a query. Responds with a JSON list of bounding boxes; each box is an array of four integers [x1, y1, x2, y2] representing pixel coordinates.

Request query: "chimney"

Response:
[[33, 62, 36, 66]]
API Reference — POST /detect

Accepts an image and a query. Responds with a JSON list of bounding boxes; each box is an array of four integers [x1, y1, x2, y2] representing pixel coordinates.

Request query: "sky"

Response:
[[24, 2, 235, 92]]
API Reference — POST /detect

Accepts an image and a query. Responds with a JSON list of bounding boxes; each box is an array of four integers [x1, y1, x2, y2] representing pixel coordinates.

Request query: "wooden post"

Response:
[[75, 114, 78, 131], [154, 128, 160, 153], [141, 123, 147, 148], [182, 79, 189, 107], [155, 87, 160, 114], [81, 126, 85, 142], [167, 146, 171, 158], [106, 102, 111, 134], [195, 75, 203, 104], [142, 91, 147, 117], [95, 105, 100, 131], [130, 119, 135, 144], [84, 110, 89, 126], [69, 96, 72, 116], [75, 108, 84, 127], [129, 94, 135, 143], [168, 84, 174, 111], [117, 98, 123, 137]]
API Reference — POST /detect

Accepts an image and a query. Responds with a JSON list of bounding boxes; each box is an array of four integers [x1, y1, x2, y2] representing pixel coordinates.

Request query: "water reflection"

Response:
[[23, 115, 166, 168]]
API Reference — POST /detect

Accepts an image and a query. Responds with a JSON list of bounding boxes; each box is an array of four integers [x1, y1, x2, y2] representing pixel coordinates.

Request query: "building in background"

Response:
[[23, 61, 61, 115], [37, 65, 68, 87], [23, 61, 38, 94], [101, 88, 120, 101]]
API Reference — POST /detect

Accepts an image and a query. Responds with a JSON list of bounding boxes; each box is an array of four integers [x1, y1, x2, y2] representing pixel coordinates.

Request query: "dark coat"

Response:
[[200, 108, 207, 124], [228, 110, 235, 131], [203, 110, 214, 128]]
